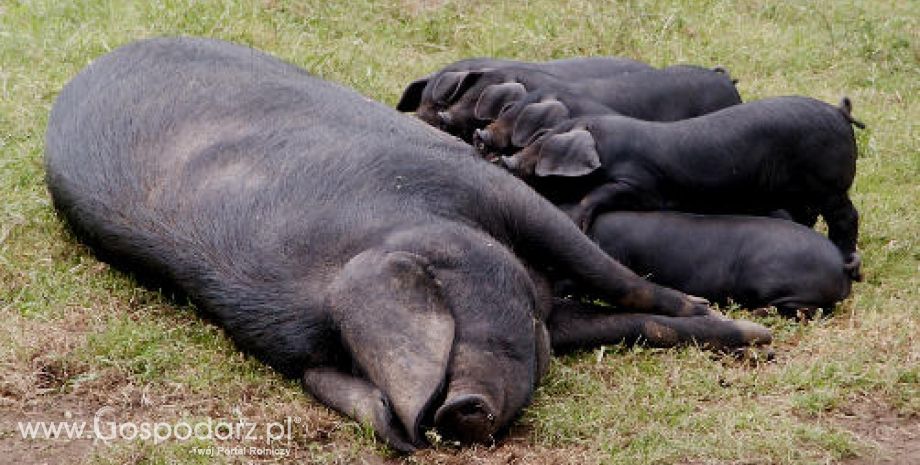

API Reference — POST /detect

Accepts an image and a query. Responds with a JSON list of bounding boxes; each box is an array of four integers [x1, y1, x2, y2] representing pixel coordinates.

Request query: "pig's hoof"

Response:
[[732, 319, 774, 346], [433, 394, 496, 445], [705, 307, 729, 320], [682, 295, 712, 317], [731, 345, 776, 365], [570, 208, 594, 232], [578, 214, 594, 232], [372, 405, 417, 453]]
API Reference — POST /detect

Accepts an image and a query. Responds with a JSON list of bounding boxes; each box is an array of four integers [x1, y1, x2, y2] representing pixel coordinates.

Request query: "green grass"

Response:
[[1, 1, 917, 464]]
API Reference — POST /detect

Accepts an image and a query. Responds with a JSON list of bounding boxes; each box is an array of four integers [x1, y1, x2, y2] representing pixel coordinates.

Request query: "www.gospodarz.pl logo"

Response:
[[17, 407, 295, 446]]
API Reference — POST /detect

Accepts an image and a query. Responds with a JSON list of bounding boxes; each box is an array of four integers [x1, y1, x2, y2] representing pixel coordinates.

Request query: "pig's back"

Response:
[[44, 37, 492, 373], [46, 37, 476, 277]]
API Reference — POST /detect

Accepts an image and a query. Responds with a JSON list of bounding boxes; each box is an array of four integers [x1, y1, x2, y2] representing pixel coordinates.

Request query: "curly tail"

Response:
[[838, 97, 866, 129]]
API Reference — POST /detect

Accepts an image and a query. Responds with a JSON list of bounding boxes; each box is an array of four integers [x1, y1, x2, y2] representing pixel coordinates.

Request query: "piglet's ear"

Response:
[[326, 249, 454, 445], [511, 100, 570, 148], [431, 71, 483, 105], [396, 77, 430, 112], [474, 82, 527, 120], [535, 129, 600, 177]]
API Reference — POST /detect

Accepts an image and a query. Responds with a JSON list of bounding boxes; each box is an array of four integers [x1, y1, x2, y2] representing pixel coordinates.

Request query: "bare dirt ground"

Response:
[[0, 305, 916, 464], [833, 400, 920, 464], [3, 386, 917, 464]]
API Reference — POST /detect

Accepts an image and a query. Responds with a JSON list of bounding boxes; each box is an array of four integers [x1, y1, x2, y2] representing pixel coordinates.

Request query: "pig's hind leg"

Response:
[[547, 299, 772, 353], [820, 194, 861, 281]]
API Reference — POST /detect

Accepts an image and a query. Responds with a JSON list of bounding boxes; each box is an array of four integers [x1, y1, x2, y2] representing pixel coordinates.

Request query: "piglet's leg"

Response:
[[820, 194, 861, 281], [547, 299, 772, 353], [303, 367, 416, 453], [569, 181, 637, 232]]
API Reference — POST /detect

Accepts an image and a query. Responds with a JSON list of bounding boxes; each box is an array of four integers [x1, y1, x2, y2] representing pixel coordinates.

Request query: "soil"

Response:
[[833, 400, 920, 464]]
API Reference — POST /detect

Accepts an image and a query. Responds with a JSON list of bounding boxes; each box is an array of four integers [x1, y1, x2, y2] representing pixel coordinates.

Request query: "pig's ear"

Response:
[[511, 100, 571, 147], [431, 71, 483, 105], [396, 76, 431, 112], [474, 82, 527, 120], [326, 249, 454, 445], [535, 129, 600, 177]]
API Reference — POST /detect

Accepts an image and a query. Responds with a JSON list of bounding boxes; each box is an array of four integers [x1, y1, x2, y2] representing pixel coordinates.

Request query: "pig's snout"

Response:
[[437, 111, 453, 128], [474, 129, 504, 163], [433, 393, 497, 444], [473, 128, 492, 151]]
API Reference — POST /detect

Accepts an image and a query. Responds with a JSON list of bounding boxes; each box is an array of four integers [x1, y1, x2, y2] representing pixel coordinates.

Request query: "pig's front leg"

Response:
[[303, 367, 417, 453]]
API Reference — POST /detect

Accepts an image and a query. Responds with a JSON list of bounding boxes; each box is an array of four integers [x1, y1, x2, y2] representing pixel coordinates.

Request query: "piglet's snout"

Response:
[[437, 111, 453, 128], [473, 129, 492, 150]]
